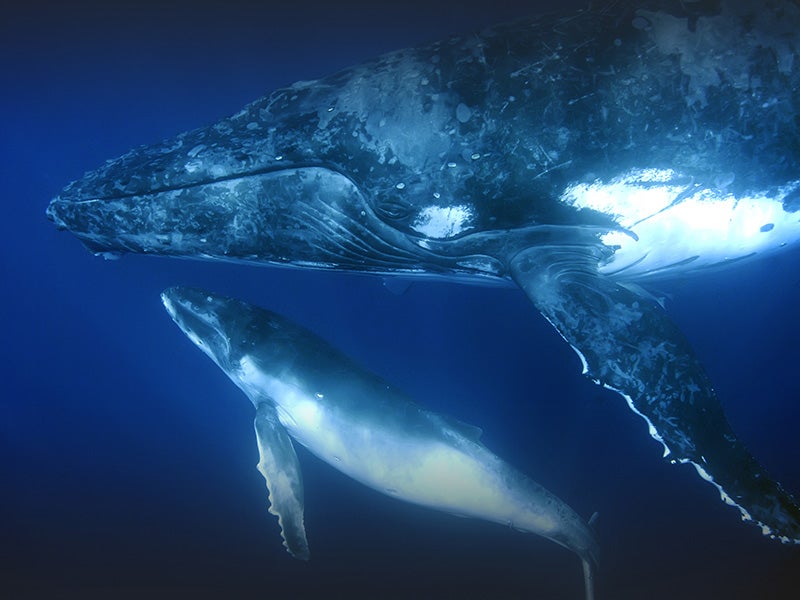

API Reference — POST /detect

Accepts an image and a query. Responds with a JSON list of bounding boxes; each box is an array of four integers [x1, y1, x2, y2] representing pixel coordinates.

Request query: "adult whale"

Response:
[[161, 286, 600, 599], [47, 1, 800, 543]]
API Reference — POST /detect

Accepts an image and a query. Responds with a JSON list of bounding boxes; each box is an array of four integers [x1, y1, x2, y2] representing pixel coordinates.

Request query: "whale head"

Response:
[[161, 287, 247, 371], [47, 0, 800, 283], [161, 286, 336, 391]]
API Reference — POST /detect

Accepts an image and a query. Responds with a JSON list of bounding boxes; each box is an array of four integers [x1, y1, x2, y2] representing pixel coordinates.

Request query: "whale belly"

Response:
[[279, 397, 515, 518]]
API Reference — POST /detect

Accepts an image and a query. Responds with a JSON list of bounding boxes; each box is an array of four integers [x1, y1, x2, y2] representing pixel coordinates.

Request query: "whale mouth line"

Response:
[[55, 161, 355, 205]]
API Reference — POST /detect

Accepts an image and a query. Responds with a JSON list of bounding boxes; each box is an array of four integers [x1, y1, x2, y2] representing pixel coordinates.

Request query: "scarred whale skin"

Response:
[[47, 1, 800, 544], [162, 286, 600, 599]]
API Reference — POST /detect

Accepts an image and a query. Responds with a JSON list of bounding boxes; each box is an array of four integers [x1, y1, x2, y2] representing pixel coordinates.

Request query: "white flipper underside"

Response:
[[254, 402, 309, 560]]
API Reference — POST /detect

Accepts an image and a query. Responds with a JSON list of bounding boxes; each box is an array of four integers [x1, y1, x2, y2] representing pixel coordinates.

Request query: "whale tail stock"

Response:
[[581, 512, 599, 600], [582, 558, 595, 600]]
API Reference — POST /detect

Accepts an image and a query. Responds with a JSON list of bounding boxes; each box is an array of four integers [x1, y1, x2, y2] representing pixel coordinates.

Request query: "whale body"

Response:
[[162, 286, 600, 598], [47, 1, 800, 543]]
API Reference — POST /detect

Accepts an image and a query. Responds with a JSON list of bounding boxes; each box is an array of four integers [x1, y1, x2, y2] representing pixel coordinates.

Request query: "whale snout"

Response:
[[161, 287, 239, 366]]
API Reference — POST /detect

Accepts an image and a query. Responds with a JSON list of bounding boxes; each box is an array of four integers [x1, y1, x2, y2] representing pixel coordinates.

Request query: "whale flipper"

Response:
[[254, 402, 309, 560], [510, 247, 800, 544]]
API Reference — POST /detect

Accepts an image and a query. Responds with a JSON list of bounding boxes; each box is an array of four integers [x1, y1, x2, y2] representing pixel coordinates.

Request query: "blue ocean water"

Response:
[[2, 1, 799, 598]]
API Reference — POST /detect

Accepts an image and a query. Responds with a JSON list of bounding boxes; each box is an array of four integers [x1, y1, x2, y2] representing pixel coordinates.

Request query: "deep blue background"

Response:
[[2, 1, 799, 598]]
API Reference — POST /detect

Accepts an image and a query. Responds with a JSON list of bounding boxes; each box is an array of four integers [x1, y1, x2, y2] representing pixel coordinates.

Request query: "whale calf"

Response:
[[161, 286, 599, 598], [47, 1, 800, 542]]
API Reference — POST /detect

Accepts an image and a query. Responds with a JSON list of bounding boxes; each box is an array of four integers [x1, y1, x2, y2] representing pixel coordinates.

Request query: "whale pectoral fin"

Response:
[[510, 247, 800, 544], [253, 402, 310, 560]]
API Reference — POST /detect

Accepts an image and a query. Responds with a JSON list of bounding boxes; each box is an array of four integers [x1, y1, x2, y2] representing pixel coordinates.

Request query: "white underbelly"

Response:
[[280, 402, 517, 520], [560, 168, 800, 279], [236, 360, 539, 528]]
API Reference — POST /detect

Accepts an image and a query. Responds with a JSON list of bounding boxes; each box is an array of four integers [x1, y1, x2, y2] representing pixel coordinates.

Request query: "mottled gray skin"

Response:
[[48, 1, 800, 543], [161, 287, 599, 599]]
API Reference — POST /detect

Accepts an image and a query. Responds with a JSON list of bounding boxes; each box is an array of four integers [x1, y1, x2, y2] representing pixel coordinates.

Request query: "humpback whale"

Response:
[[161, 286, 600, 599], [46, 1, 800, 543]]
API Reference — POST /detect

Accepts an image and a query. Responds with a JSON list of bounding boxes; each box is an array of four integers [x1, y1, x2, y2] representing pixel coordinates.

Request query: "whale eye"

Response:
[[375, 197, 413, 221], [631, 15, 652, 31], [760, 223, 775, 232]]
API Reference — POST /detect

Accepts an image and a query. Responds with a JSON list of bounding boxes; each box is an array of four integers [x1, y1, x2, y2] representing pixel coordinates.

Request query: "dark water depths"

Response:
[[2, 1, 799, 597]]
